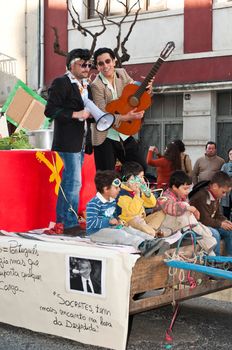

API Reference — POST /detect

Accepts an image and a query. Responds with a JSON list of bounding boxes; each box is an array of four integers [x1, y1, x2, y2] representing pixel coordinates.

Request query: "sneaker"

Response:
[[156, 241, 170, 256], [63, 225, 86, 237], [138, 238, 167, 258], [44, 222, 64, 235]]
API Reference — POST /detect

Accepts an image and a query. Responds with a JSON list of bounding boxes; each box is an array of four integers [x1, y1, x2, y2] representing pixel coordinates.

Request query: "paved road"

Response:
[[0, 297, 231, 350]]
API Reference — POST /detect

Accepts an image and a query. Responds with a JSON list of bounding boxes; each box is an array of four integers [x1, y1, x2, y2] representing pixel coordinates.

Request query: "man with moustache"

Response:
[[192, 141, 225, 185]]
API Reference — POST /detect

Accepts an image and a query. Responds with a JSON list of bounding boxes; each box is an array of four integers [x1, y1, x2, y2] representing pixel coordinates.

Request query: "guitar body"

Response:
[[106, 84, 152, 135], [105, 42, 175, 135]]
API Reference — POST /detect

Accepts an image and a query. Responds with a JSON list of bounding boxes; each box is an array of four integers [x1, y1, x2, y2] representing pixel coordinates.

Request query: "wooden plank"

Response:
[[129, 278, 232, 314], [130, 245, 195, 294], [129, 242, 232, 315]]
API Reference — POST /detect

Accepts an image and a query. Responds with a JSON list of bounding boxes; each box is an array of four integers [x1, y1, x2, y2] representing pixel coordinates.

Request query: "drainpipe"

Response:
[[37, 0, 44, 94]]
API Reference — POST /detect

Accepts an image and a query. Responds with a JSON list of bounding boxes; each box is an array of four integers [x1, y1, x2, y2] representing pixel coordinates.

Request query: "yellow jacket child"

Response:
[[116, 174, 164, 236]]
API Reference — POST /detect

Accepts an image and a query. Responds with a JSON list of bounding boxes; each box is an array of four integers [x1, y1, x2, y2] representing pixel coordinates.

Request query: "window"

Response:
[[87, 0, 167, 18], [216, 90, 232, 159], [139, 93, 183, 176]]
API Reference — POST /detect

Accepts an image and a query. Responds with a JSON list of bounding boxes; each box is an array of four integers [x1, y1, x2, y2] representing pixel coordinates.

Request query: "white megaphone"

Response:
[[84, 98, 115, 132]]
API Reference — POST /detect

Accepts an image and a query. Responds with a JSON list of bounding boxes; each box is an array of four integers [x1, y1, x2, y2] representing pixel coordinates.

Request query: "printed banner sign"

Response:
[[0, 237, 138, 350]]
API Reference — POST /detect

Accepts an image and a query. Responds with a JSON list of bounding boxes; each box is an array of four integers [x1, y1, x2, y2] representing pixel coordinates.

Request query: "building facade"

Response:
[[0, 0, 232, 166], [68, 0, 232, 166]]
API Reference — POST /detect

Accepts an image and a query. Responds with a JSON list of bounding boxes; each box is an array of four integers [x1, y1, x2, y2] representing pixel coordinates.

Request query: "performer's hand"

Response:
[[120, 108, 144, 122], [146, 79, 154, 95], [72, 110, 91, 120]]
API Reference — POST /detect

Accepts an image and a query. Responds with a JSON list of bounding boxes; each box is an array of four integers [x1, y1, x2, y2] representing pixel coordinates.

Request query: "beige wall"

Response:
[[0, 0, 40, 104]]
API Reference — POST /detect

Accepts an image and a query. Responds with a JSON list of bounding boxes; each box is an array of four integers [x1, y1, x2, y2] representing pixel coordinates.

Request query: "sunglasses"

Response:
[[97, 58, 112, 67], [76, 62, 92, 69], [112, 178, 121, 187]]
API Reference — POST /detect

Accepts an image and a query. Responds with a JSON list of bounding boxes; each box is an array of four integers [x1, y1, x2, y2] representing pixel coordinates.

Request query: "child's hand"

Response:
[[193, 209, 200, 220], [187, 205, 200, 220], [221, 220, 232, 230], [134, 184, 141, 197], [109, 218, 120, 226]]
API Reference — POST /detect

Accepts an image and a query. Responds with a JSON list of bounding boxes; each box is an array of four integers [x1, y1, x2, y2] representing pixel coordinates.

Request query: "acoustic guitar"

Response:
[[105, 41, 175, 135]]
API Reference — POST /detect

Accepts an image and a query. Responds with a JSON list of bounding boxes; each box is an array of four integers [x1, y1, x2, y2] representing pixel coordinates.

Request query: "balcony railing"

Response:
[[0, 53, 16, 75]]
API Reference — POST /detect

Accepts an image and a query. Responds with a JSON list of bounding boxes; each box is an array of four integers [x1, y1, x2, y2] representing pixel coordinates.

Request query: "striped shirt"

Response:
[[86, 192, 117, 235], [158, 188, 189, 217]]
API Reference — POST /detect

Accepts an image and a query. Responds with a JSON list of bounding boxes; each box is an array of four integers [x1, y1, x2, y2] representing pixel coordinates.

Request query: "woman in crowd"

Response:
[[221, 147, 232, 220], [146, 142, 181, 189], [172, 139, 192, 177]]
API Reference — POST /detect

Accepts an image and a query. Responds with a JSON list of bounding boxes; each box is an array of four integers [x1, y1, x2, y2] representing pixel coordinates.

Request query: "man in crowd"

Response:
[[192, 141, 225, 185]]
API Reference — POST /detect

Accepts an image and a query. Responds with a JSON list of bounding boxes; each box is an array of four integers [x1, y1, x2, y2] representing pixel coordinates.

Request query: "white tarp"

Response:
[[0, 236, 139, 350]]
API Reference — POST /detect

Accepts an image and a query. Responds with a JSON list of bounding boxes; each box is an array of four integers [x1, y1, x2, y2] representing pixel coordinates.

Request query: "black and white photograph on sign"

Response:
[[67, 256, 105, 296]]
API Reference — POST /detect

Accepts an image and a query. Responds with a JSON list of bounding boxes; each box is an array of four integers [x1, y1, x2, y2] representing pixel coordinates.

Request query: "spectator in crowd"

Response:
[[157, 170, 217, 255], [86, 170, 169, 257], [91, 47, 149, 172], [146, 142, 181, 189], [221, 147, 232, 220], [189, 171, 232, 256], [172, 139, 192, 177], [44, 48, 93, 235], [192, 141, 225, 185]]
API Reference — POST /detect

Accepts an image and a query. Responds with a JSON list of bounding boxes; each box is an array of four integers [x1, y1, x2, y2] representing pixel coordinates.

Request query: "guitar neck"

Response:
[[134, 57, 164, 99]]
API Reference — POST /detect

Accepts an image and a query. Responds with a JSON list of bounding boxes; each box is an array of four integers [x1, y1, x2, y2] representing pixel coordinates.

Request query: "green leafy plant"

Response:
[[0, 130, 33, 150]]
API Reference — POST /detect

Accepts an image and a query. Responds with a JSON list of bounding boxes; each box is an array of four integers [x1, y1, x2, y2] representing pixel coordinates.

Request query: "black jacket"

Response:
[[70, 274, 101, 294], [45, 75, 93, 153]]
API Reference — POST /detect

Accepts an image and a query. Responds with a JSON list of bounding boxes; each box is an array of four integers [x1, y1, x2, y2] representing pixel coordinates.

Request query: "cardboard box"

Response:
[[1, 80, 49, 130]]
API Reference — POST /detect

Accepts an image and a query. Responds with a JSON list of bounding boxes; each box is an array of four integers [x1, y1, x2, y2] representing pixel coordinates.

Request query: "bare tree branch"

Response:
[[121, 1, 141, 63], [52, 0, 141, 66], [52, 27, 67, 56], [105, 0, 141, 66], [67, 0, 107, 56]]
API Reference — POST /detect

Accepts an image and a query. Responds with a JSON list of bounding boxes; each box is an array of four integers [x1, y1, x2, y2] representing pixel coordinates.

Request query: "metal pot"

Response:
[[27, 129, 53, 149]]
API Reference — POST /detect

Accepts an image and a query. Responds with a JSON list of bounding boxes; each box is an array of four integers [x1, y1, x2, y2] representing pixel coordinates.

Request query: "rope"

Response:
[[164, 230, 201, 347], [164, 230, 201, 304], [165, 303, 180, 344]]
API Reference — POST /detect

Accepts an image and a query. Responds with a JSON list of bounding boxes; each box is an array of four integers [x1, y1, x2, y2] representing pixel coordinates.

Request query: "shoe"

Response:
[[63, 225, 86, 237], [44, 223, 64, 235], [138, 238, 166, 258], [156, 241, 170, 256]]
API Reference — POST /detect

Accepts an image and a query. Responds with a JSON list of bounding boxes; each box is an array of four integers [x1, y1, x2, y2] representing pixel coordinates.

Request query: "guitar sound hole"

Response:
[[128, 96, 139, 107]]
